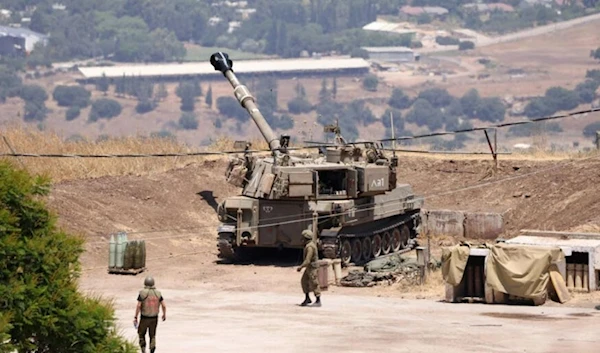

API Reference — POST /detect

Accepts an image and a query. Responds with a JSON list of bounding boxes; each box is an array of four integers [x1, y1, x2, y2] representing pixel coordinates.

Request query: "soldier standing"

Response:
[[296, 229, 322, 307], [134, 276, 166, 353]]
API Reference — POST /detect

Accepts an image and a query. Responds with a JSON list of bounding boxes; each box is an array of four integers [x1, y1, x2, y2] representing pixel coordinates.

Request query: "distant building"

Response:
[[0, 26, 48, 54], [77, 57, 371, 83], [400, 6, 449, 17], [361, 47, 419, 63], [362, 21, 417, 38], [462, 3, 515, 12]]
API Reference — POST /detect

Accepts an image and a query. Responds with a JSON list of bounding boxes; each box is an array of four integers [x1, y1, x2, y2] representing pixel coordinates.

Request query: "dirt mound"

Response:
[[48, 159, 238, 239], [46, 154, 600, 273], [397, 156, 600, 235]]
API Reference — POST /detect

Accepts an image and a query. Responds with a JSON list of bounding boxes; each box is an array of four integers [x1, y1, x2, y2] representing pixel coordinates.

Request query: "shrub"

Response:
[[583, 122, 600, 138], [52, 85, 91, 108], [65, 106, 81, 121], [135, 99, 156, 114], [362, 74, 379, 92], [287, 97, 313, 114], [435, 36, 460, 46], [459, 41, 475, 50], [0, 161, 136, 352], [389, 88, 412, 110], [23, 101, 47, 122], [89, 99, 122, 122], [19, 84, 48, 103], [178, 112, 198, 130], [217, 96, 248, 121]]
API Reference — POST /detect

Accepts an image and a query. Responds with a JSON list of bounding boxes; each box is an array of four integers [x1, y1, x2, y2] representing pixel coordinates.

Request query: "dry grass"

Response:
[[0, 126, 205, 182], [1, 125, 597, 183], [569, 224, 600, 233]]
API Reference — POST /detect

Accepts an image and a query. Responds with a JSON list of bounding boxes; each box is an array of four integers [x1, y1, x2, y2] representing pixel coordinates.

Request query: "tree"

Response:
[[405, 98, 444, 131], [332, 77, 338, 99], [65, 106, 81, 121], [477, 97, 506, 122], [544, 86, 580, 112], [524, 98, 555, 118], [0, 67, 22, 103], [24, 101, 47, 122], [380, 108, 405, 133], [459, 41, 475, 51], [319, 78, 330, 102], [583, 121, 600, 138], [96, 74, 110, 95], [460, 89, 481, 118], [389, 88, 412, 109], [155, 82, 168, 101], [0, 161, 135, 353], [52, 85, 91, 108], [287, 97, 313, 114], [362, 74, 379, 92], [178, 112, 198, 130], [135, 99, 156, 114], [591, 47, 600, 61], [418, 87, 453, 108], [217, 96, 248, 122], [205, 85, 213, 108], [575, 80, 600, 104], [19, 84, 48, 104], [89, 99, 122, 122]]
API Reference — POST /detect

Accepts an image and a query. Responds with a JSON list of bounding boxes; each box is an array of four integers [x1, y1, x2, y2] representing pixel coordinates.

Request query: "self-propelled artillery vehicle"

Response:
[[210, 52, 423, 264]]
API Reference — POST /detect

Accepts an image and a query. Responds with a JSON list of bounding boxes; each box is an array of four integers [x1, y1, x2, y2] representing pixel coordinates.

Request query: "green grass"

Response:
[[184, 45, 268, 61]]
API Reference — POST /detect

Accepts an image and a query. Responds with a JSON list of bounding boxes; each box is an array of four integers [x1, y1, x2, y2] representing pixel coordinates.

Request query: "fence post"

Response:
[[596, 131, 600, 150]]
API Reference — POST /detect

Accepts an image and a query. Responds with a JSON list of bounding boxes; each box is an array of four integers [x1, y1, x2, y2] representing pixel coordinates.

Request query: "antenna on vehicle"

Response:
[[390, 111, 396, 158]]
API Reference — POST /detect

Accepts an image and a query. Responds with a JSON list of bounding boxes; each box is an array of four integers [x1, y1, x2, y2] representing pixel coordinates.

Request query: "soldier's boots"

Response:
[[312, 296, 321, 307], [300, 294, 312, 306]]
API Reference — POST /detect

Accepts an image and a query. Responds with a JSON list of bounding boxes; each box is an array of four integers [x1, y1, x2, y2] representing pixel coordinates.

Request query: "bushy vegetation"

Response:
[[0, 161, 136, 352], [53, 85, 91, 108], [89, 98, 122, 122], [583, 122, 600, 138], [178, 112, 199, 130]]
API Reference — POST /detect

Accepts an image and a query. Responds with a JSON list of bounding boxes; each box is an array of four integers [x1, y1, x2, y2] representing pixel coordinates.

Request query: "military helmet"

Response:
[[302, 229, 313, 240], [144, 276, 155, 287]]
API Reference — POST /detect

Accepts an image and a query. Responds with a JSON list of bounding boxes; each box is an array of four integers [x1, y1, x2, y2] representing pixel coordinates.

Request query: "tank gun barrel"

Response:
[[210, 52, 282, 154]]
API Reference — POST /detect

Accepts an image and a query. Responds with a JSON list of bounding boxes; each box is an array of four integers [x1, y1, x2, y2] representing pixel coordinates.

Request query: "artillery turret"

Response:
[[211, 52, 423, 264]]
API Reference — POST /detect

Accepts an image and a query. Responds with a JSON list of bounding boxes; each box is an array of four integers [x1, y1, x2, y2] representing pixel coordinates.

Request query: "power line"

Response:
[[1, 108, 598, 159], [379, 107, 600, 143]]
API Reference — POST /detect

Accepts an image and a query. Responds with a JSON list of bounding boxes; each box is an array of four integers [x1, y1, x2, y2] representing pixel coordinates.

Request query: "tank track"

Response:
[[217, 238, 235, 259], [319, 213, 420, 265]]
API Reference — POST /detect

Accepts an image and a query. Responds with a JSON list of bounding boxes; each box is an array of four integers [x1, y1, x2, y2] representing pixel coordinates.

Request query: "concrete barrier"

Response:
[[464, 212, 504, 240], [422, 209, 465, 238], [422, 210, 504, 240]]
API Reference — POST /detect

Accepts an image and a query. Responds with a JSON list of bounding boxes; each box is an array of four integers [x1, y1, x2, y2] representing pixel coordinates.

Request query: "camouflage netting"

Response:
[[340, 254, 440, 288]]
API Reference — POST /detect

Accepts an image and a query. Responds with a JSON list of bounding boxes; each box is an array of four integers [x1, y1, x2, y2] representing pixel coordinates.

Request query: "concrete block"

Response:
[[464, 212, 504, 240], [422, 209, 465, 238]]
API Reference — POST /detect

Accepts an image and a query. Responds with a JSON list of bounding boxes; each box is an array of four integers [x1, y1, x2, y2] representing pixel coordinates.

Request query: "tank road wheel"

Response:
[[382, 231, 392, 255], [351, 239, 362, 263], [391, 228, 402, 253], [340, 239, 352, 265], [371, 234, 382, 258], [400, 225, 411, 249], [361, 237, 372, 262]]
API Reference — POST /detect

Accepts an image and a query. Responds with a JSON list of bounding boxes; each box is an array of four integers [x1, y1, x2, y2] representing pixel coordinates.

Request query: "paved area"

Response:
[[102, 287, 599, 353]]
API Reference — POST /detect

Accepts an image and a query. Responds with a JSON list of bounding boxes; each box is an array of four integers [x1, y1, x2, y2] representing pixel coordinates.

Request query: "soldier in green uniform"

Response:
[[296, 229, 322, 307], [134, 276, 166, 353]]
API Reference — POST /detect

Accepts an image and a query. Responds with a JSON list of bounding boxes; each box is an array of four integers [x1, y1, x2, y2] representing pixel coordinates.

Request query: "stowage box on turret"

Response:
[[210, 52, 424, 264]]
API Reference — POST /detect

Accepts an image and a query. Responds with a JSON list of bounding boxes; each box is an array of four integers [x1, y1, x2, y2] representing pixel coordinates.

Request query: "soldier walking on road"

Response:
[[134, 276, 166, 353], [297, 229, 322, 307]]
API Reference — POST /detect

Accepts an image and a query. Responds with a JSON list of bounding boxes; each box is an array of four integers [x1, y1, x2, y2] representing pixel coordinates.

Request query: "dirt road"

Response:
[[85, 281, 599, 353]]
